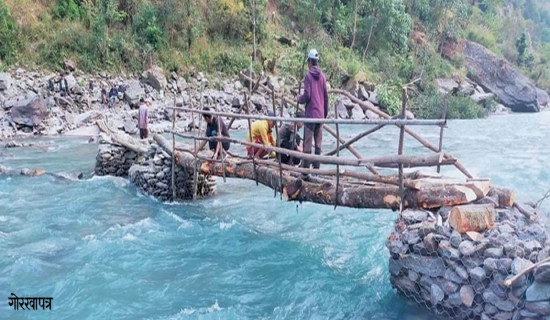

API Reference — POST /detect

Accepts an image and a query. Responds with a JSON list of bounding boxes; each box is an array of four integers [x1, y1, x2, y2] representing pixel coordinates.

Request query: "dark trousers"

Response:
[[301, 123, 323, 169], [209, 141, 230, 151], [140, 128, 148, 139]]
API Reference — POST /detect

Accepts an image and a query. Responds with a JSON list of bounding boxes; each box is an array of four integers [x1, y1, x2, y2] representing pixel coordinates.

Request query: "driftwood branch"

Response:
[[504, 258, 550, 287], [97, 118, 150, 154]]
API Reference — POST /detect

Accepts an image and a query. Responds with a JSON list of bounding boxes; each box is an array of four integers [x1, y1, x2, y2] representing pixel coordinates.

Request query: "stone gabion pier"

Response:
[[129, 143, 216, 201], [95, 137, 216, 201], [387, 204, 550, 320], [95, 137, 141, 177]]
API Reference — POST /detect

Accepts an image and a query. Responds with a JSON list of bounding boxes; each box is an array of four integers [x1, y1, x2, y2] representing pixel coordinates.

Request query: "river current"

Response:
[[1, 112, 549, 319]]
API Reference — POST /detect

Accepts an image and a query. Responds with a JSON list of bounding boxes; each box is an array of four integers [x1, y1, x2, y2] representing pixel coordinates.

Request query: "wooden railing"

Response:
[[166, 75, 472, 211]]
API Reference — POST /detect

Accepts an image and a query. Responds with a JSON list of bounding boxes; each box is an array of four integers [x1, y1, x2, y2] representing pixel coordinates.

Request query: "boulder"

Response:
[[462, 40, 540, 112], [526, 281, 550, 302], [336, 98, 349, 119], [436, 78, 459, 93], [124, 80, 145, 106], [9, 94, 48, 127], [534, 263, 550, 282], [459, 80, 476, 95], [0, 73, 12, 90], [65, 74, 77, 90], [365, 109, 380, 120], [537, 88, 549, 108], [63, 59, 76, 72], [144, 66, 167, 91], [350, 104, 364, 120]]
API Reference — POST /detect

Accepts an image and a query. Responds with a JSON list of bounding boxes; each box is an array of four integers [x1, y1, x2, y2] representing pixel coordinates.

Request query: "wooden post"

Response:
[[171, 96, 177, 201], [215, 100, 226, 183], [244, 92, 259, 186], [398, 88, 408, 212], [190, 88, 199, 200], [437, 94, 448, 174], [335, 103, 340, 210], [272, 88, 283, 199]]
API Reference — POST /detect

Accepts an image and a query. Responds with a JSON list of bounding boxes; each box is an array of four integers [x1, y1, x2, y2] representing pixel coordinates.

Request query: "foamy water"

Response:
[[1, 112, 549, 319]]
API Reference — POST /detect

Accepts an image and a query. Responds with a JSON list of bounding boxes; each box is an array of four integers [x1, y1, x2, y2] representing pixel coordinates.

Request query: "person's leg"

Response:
[[312, 124, 323, 169], [222, 142, 230, 151], [301, 124, 314, 168], [208, 141, 217, 151]]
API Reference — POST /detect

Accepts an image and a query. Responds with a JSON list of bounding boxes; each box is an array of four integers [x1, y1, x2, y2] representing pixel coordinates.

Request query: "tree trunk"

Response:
[[350, 0, 359, 50], [448, 204, 495, 233]]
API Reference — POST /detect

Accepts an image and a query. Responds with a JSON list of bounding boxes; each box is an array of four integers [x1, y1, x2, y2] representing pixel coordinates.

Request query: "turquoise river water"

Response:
[[1, 111, 549, 319]]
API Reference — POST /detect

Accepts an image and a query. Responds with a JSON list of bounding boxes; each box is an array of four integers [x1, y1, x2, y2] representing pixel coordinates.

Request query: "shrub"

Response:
[[376, 80, 402, 116], [0, 1, 18, 63], [412, 85, 484, 119], [213, 51, 249, 75], [54, 0, 81, 20]]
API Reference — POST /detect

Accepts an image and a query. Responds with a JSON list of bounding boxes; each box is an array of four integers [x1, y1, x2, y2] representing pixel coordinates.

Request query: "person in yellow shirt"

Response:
[[247, 111, 276, 159]]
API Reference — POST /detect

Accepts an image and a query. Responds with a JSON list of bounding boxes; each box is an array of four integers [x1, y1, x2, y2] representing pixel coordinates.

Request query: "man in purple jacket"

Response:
[[297, 49, 329, 170]]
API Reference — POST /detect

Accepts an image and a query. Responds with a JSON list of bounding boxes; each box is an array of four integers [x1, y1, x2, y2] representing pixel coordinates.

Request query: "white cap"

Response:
[[306, 49, 319, 62]]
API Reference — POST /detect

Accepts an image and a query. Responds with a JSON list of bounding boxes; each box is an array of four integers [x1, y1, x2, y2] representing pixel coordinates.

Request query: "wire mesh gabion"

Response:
[[128, 145, 216, 202], [386, 205, 550, 320]]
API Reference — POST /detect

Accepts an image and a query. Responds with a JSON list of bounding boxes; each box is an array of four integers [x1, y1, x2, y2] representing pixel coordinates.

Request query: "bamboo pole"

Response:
[[244, 92, 259, 185], [215, 100, 226, 183], [398, 88, 407, 212], [190, 88, 199, 200], [329, 87, 474, 179], [171, 96, 177, 201], [437, 94, 448, 174], [325, 123, 386, 156], [173, 132, 455, 169], [272, 87, 283, 199], [166, 107, 444, 126], [335, 103, 340, 209], [504, 258, 550, 287]]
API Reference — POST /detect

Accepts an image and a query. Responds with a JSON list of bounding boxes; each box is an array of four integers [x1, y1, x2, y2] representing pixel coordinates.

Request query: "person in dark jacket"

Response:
[[277, 111, 304, 165], [196, 107, 231, 160], [297, 49, 329, 170]]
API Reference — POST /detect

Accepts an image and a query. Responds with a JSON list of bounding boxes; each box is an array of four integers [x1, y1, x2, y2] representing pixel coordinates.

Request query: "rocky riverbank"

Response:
[[2, 56, 549, 141]]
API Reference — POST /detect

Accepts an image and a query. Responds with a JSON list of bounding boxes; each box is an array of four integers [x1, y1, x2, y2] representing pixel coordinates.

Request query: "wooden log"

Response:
[[97, 118, 150, 154], [448, 204, 495, 233], [155, 135, 491, 210], [492, 187, 515, 208], [416, 184, 491, 209]]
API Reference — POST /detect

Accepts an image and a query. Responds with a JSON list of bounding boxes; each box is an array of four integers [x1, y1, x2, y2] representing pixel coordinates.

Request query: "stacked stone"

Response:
[[94, 136, 140, 177], [386, 205, 550, 320], [128, 144, 216, 202]]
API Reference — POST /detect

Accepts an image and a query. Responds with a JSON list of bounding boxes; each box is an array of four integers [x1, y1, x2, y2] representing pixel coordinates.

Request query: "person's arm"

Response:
[[259, 122, 270, 146], [195, 125, 208, 153], [298, 75, 311, 105]]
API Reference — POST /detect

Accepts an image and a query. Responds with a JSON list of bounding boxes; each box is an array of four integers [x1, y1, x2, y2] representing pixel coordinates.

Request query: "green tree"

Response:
[[0, 0, 17, 63]]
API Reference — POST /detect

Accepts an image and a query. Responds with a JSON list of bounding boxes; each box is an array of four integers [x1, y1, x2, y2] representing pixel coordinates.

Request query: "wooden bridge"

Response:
[[151, 72, 515, 212]]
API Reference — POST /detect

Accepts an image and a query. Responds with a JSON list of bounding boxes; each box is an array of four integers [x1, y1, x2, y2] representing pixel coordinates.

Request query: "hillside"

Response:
[[1, 0, 550, 119]]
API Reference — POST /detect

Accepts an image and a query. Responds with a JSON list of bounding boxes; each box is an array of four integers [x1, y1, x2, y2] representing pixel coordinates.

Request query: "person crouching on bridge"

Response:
[[247, 111, 276, 159], [277, 111, 305, 165], [196, 107, 230, 160], [297, 49, 329, 170]]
